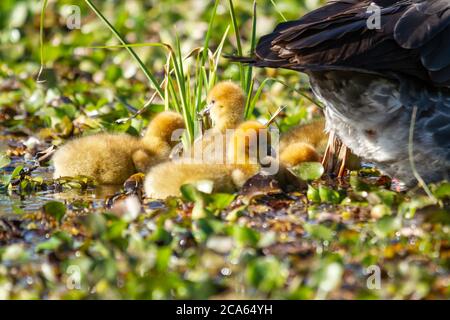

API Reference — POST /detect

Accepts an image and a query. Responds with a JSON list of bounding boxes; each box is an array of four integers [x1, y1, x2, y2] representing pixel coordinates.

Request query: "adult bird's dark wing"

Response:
[[250, 0, 450, 87]]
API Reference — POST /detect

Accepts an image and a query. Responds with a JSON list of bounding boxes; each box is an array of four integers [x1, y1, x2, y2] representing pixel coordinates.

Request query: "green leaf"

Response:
[[307, 185, 321, 203], [180, 184, 209, 219], [434, 182, 450, 200], [192, 219, 215, 243], [372, 189, 397, 206], [43, 201, 66, 223], [207, 193, 236, 211], [319, 185, 342, 204], [399, 196, 436, 219], [291, 162, 324, 181], [20, 179, 33, 193], [156, 247, 172, 271], [35, 231, 73, 252], [180, 184, 203, 202], [10, 165, 24, 179], [350, 175, 371, 192], [0, 153, 11, 169], [374, 216, 402, 237], [231, 225, 260, 247], [246, 257, 288, 292], [150, 226, 173, 246], [105, 220, 128, 241], [36, 237, 63, 252], [304, 223, 334, 242]]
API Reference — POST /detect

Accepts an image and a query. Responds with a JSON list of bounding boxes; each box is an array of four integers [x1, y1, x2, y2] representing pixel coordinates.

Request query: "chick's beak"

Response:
[[200, 102, 214, 117]]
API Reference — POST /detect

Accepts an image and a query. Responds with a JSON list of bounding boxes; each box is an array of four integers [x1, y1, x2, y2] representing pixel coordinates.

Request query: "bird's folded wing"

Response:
[[395, 0, 450, 84], [254, 0, 450, 86]]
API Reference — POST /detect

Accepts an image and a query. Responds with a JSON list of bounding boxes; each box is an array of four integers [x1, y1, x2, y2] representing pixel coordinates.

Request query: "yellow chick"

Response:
[[145, 121, 269, 199], [204, 81, 246, 133], [280, 118, 361, 171], [133, 111, 186, 171], [53, 111, 185, 185], [279, 118, 328, 154], [185, 81, 246, 163], [227, 120, 271, 165], [279, 142, 321, 167]]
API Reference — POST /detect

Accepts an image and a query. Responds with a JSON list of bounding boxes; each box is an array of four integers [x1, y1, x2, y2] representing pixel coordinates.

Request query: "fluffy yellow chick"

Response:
[[133, 111, 186, 171], [227, 120, 271, 165], [280, 118, 361, 171], [185, 82, 246, 163], [279, 142, 321, 167], [145, 121, 269, 199], [280, 118, 328, 154], [204, 81, 246, 133], [53, 111, 185, 185]]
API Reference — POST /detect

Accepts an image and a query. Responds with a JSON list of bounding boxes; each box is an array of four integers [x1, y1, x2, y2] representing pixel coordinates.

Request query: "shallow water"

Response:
[[0, 137, 121, 216], [0, 187, 119, 216]]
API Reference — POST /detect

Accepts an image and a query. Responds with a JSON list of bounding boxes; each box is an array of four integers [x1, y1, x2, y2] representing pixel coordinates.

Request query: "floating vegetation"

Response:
[[0, 0, 448, 300]]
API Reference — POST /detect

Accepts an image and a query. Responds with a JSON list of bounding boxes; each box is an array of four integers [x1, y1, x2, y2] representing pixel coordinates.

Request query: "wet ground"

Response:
[[0, 131, 449, 300]]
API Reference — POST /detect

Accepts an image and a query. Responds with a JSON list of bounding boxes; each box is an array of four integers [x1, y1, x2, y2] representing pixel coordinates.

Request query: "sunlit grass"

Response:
[[37, 0, 321, 146], [38, 0, 263, 145], [36, 0, 48, 83]]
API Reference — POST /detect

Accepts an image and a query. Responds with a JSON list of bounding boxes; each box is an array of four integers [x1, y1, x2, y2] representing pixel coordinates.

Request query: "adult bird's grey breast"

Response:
[[242, 0, 450, 186]]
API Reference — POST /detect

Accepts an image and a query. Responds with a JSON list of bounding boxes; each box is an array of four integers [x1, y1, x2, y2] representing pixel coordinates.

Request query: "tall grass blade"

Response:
[[37, 0, 49, 83], [202, 0, 220, 64], [88, 43, 170, 50], [228, 0, 245, 89], [408, 106, 437, 203], [171, 34, 194, 143], [270, 0, 288, 22], [244, 78, 255, 119], [243, 1, 258, 117]]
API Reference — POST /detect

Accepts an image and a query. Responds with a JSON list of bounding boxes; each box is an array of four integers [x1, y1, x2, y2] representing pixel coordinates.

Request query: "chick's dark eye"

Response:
[[211, 100, 216, 104]]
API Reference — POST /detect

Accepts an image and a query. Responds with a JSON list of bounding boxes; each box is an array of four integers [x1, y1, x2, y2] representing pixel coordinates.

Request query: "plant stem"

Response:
[[408, 106, 437, 203], [37, 0, 49, 82]]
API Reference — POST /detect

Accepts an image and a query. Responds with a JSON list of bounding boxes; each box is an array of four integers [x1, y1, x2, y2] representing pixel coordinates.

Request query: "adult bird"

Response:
[[236, 0, 450, 187]]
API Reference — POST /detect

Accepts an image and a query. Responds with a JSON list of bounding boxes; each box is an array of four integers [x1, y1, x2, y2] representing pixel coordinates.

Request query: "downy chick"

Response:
[[280, 118, 360, 170], [204, 81, 246, 133], [145, 121, 269, 199], [53, 111, 185, 185], [280, 118, 328, 154], [185, 81, 246, 163], [279, 142, 321, 167]]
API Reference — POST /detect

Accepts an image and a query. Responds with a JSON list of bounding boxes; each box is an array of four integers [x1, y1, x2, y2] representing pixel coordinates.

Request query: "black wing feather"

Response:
[[251, 0, 450, 87], [420, 25, 450, 71], [394, 2, 450, 49]]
